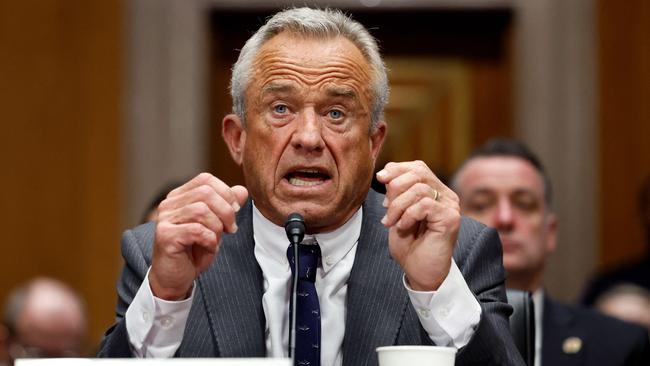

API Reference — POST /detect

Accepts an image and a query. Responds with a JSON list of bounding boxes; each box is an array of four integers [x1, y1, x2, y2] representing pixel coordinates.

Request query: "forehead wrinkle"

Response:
[[258, 69, 369, 106], [254, 51, 371, 84], [259, 63, 369, 86]]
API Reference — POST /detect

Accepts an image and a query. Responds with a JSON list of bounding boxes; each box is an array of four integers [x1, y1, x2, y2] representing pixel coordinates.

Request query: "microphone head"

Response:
[[284, 213, 305, 245]]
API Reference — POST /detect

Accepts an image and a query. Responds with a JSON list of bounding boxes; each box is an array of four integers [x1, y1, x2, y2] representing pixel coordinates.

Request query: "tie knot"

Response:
[[287, 242, 321, 282]]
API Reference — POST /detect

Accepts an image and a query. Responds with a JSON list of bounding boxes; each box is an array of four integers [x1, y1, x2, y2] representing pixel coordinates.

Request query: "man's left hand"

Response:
[[376, 160, 461, 291]]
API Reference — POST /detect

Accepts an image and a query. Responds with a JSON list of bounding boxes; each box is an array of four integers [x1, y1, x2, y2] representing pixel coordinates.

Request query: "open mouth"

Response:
[[285, 169, 331, 187]]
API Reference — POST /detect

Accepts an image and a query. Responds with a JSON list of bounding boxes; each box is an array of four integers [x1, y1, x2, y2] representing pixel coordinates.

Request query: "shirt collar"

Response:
[[252, 202, 362, 274]]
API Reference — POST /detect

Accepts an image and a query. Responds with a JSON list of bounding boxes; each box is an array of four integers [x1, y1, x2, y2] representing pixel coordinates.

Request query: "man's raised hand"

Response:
[[149, 173, 248, 300], [376, 161, 460, 291]]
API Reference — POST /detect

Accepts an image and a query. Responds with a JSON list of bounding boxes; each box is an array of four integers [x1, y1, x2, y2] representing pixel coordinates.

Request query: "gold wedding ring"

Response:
[[433, 189, 440, 201]]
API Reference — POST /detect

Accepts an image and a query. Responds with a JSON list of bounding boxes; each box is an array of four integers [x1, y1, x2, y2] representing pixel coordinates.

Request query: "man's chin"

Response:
[[502, 257, 525, 273], [262, 198, 328, 222], [284, 202, 351, 233]]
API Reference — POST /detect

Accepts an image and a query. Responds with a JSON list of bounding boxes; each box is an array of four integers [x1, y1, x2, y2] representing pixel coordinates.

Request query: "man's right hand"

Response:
[[149, 173, 249, 300]]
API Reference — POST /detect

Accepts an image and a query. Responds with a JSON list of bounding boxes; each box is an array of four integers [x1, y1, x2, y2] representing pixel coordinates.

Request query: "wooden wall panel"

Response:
[[598, 0, 650, 267], [0, 0, 122, 351]]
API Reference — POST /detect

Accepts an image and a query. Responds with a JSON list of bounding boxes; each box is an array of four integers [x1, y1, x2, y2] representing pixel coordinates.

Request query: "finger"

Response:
[[378, 161, 458, 206], [161, 201, 225, 234], [193, 243, 220, 274], [156, 221, 219, 254], [383, 183, 435, 226], [171, 222, 220, 273], [231, 185, 249, 209], [168, 173, 240, 211], [377, 160, 443, 188], [394, 198, 459, 234], [383, 170, 424, 203], [394, 197, 437, 231], [159, 186, 238, 233], [376, 161, 427, 182]]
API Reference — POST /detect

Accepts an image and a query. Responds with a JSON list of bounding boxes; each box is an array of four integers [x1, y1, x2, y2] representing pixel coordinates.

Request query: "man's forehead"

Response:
[[459, 156, 545, 193], [253, 31, 368, 70]]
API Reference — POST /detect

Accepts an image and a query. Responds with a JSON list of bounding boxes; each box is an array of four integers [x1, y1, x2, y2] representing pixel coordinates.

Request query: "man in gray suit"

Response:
[[99, 7, 523, 365]]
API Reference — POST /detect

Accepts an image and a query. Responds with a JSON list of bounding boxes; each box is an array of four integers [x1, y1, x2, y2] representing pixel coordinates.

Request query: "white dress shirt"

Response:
[[532, 289, 544, 366], [125, 204, 482, 364]]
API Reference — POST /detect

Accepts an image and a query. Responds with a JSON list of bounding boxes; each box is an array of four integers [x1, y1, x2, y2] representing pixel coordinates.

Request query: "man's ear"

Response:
[[370, 121, 387, 162], [222, 114, 246, 165]]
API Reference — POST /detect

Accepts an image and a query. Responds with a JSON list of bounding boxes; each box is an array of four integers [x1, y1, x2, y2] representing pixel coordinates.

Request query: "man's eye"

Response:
[[328, 109, 343, 119], [515, 199, 539, 212], [274, 104, 288, 114], [467, 203, 489, 213], [465, 196, 495, 214]]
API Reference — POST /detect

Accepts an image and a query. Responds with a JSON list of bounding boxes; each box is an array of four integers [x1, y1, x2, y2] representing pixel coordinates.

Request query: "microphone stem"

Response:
[[289, 238, 299, 362]]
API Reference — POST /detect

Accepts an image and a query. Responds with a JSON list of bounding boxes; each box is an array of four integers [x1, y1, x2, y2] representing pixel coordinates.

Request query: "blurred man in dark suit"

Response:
[[452, 138, 650, 366]]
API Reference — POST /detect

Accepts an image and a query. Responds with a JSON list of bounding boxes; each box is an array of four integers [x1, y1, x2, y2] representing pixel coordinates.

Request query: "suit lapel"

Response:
[[343, 190, 410, 366], [198, 200, 266, 357]]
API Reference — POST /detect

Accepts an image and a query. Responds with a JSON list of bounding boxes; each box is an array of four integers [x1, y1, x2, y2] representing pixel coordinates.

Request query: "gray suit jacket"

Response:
[[99, 189, 524, 365]]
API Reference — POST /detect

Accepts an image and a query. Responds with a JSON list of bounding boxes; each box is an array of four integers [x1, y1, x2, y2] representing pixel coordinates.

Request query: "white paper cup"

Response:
[[377, 345, 457, 366]]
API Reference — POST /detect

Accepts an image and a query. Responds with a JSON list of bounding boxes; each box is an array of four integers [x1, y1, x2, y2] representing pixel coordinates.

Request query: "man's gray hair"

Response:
[[230, 7, 389, 130]]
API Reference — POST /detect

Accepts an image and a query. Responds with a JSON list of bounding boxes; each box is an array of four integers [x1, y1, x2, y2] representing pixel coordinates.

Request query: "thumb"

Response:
[[231, 185, 249, 207]]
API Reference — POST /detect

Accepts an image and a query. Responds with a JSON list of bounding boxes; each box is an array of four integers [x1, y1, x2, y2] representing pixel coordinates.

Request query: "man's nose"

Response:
[[291, 109, 324, 152], [494, 199, 514, 232]]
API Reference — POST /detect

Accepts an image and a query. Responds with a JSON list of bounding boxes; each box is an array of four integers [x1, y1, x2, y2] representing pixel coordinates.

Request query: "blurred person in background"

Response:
[[581, 176, 650, 310], [594, 284, 650, 330], [3, 277, 87, 363], [452, 138, 650, 366]]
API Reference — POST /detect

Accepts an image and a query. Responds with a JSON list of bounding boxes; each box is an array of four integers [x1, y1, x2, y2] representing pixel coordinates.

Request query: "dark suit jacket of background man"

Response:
[[99, 189, 525, 365], [541, 296, 650, 366]]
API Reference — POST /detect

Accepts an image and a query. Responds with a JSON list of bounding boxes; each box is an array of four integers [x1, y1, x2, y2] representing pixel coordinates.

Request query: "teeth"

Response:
[[297, 169, 319, 173], [289, 177, 323, 186]]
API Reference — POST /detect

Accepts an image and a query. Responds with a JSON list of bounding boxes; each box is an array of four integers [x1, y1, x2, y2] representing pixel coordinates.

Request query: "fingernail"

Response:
[[376, 170, 387, 180], [382, 197, 388, 207], [232, 202, 241, 212], [381, 215, 388, 225], [231, 223, 238, 233]]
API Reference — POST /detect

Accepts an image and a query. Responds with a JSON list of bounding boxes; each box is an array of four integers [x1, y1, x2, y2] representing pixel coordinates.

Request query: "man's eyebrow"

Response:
[[325, 86, 358, 99], [512, 189, 540, 199], [261, 83, 297, 95], [467, 188, 494, 198]]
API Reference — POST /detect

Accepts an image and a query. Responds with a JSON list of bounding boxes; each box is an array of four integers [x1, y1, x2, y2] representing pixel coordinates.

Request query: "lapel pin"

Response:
[[562, 336, 582, 354]]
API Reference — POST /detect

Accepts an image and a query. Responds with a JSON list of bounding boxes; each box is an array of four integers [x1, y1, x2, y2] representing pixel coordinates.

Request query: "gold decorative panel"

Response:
[[381, 57, 473, 179]]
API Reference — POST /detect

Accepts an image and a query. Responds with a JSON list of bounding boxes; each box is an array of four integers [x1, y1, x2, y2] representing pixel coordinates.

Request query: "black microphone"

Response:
[[284, 213, 305, 361], [285, 212, 305, 246]]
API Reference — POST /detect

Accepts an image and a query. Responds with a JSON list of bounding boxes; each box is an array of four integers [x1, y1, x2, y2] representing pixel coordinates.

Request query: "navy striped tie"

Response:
[[287, 240, 321, 366]]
